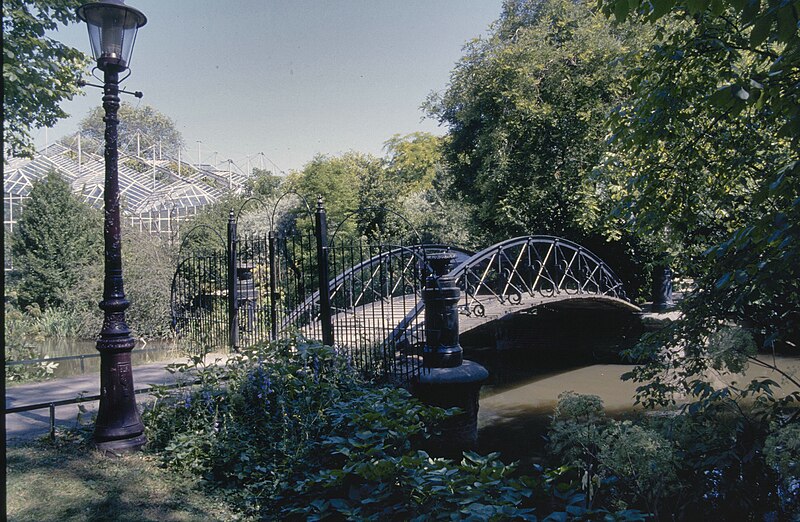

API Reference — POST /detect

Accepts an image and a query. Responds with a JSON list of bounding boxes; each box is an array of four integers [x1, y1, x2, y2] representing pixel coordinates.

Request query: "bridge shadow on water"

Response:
[[464, 307, 646, 463]]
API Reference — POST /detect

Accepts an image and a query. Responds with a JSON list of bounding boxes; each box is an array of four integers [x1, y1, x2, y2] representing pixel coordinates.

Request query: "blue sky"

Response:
[[37, 1, 501, 173]]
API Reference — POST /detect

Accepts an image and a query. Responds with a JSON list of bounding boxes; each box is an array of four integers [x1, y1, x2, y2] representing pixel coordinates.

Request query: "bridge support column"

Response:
[[413, 252, 488, 458]]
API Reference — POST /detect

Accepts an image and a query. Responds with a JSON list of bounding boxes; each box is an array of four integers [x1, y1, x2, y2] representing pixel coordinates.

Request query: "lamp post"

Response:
[[77, 0, 147, 452]]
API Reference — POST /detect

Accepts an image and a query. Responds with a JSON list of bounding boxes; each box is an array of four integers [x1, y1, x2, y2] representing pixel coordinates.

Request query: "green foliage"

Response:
[[384, 132, 442, 193], [122, 227, 177, 338], [177, 193, 242, 256], [588, 2, 800, 517], [244, 167, 283, 199], [597, 0, 799, 356], [546, 392, 799, 519], [2, 0, 89, 158], [597, 421, 678, 516], [78, 102, 185, 157], [286, 152, 373, 240], [385, 133, 477, 246], [426, 0, 653, 244], [764, 422, 800, 488], [4, 305, 59, 384], [8, 179, 176, 339], [10, 171, 102, 309], [706, 326, 757, 373], [547, 392, 609, 507], [145, 339, 646, 520], [144, 338, 364, 514], [600, 0, 799, 147]]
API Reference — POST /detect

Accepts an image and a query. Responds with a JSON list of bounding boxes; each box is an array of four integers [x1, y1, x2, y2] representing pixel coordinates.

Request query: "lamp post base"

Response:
[[94, 433, 147, 454], [93, 347, 147, 452]]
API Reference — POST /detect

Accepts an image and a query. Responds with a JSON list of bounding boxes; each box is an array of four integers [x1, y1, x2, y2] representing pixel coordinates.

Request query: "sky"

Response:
[[36, 0, 502, 174]]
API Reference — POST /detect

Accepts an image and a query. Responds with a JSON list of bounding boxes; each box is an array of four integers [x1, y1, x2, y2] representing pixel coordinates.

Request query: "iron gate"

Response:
[[170, 199, 452, 383]]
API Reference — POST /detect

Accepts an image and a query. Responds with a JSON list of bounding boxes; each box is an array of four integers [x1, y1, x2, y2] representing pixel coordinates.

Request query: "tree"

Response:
[[285, 152, 374, 240], [177, 192, 243, 256], [426, 0, 654, 244], [11, 171, 102, 309], [383, 132, 442, 193], [596, 0, 799, 369], [592, 0, 799, 516], [245, 168, 283, 199], [3, 0, 89, 158], [383, 133, 476, 246], [78, 102, 185, 157]]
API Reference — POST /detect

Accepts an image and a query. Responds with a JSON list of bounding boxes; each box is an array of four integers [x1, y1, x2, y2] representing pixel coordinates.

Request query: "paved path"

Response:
[[5, 355, 223, 444]]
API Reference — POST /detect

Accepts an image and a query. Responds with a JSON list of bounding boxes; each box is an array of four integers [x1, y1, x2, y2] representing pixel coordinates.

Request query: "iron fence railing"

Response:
[[170, 200, 437, 386], [170, 199, 631, 387]]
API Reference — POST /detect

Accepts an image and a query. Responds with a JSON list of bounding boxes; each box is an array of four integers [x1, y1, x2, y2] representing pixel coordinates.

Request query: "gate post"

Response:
[[227, 209, 239, 351], [315, 197, 334, 346], [413, 252, 488, 458], [268, 230, 279, 342]]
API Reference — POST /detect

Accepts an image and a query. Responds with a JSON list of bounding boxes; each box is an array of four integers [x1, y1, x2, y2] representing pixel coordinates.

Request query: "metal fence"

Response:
[[170, 199, 437, 385]]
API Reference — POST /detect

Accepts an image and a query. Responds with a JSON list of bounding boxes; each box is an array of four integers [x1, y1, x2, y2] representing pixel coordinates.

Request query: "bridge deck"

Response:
[[300, 292, 640, 348]]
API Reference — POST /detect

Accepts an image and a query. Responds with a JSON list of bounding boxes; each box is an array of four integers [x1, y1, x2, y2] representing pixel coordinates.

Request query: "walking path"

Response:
[[5, 354, 225, 444]]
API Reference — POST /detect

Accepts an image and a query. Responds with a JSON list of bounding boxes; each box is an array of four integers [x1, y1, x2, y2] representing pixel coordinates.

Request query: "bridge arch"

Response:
[[450, 235, 632, 317], [389, 236, 639, 349]]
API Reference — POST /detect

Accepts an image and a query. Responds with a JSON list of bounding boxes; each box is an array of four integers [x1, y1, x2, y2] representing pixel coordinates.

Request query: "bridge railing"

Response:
[[170, 201, 462, 385], [451, 236, 627, 317]]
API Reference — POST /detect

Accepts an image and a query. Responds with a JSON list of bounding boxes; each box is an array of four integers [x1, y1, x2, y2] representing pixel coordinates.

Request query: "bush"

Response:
[[144, 337, 364, 514], [4, 305, 59, 384], [145, 339, 648, 520], [546, 391, 800, 520]]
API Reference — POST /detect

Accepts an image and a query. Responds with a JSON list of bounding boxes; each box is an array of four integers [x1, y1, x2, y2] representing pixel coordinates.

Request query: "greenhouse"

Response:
[[4, 136, 249, 270]]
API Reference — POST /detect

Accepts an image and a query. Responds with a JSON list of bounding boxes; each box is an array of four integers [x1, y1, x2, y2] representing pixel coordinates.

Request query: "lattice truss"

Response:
[[4, 136, 250, 269]]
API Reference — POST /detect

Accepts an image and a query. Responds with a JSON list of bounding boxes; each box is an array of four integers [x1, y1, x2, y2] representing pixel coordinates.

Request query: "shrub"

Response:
[[144, 337, 364, 513], [4, 306, 59, 383], [145, 340, 648, 520]]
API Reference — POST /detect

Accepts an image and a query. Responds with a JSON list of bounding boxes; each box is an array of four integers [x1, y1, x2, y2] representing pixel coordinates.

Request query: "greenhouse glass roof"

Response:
[[4, 139, 246, 216]]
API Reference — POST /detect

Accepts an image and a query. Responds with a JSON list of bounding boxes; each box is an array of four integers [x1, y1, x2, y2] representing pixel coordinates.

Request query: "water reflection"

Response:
[[19, 338, 180, 379]]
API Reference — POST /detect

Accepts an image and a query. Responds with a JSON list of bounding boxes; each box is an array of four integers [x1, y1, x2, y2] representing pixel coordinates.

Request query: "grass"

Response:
[[6, 433, 247, 522]]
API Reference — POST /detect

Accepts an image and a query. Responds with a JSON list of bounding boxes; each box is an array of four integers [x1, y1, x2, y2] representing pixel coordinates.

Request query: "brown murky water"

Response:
[[475, 352, 800, 461]]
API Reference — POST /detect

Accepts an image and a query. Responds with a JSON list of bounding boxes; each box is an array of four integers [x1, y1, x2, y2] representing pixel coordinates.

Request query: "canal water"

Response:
[[14, 338, 181, 379], [473, 343, 800, 462]]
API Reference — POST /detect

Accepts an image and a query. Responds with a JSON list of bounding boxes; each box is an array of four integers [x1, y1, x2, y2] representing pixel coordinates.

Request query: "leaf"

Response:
[[749, 15, 773, 47], [775, 5, 798, 43], [651, 0, 677, 18], [687, 0, 710, 13], [741, 0, 761, 23], [614, 0, 631, 21]]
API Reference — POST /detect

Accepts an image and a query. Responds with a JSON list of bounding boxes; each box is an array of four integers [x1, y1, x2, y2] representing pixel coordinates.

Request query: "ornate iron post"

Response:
[[92, 62, 146, 451], [414, 252, 488, 457], [315, 197, 334, 346], [78, 0, 147, 452], [227, 210, 239, 350], [651, 261, 674, 311], [268, 230, 279, 341]]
